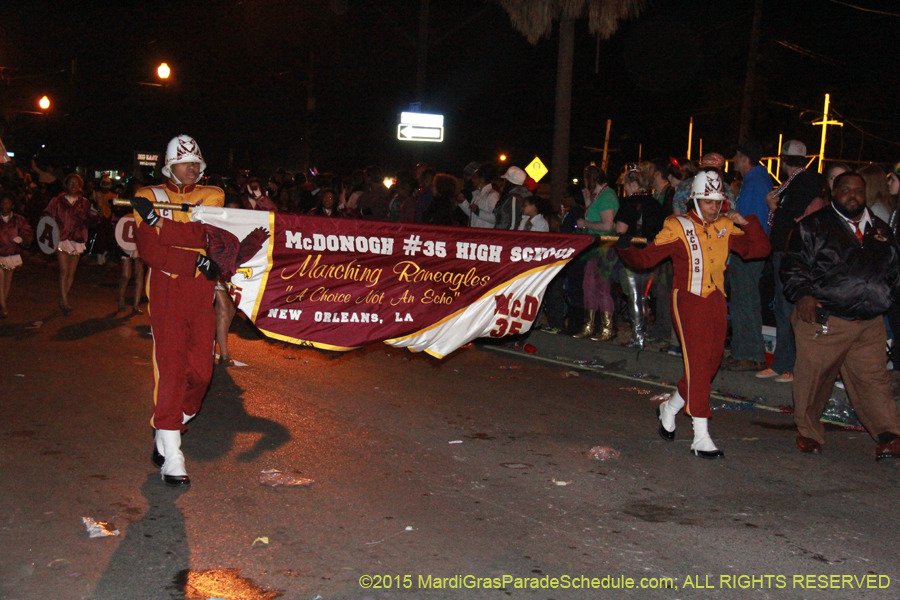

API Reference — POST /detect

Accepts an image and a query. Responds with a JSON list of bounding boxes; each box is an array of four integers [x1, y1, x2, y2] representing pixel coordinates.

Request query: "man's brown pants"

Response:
[[792, 313, 900, 444]]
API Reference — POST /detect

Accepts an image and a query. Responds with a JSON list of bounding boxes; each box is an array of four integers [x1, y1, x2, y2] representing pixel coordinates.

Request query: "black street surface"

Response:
[[2, 256, 900, 600]]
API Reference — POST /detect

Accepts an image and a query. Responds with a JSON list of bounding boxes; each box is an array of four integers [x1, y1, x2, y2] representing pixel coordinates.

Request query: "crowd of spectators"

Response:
[[3, 146, 900, 378]]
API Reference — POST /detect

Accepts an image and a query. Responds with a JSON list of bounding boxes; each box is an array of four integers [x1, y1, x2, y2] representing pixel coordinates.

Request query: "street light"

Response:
[[157, 63, 171, 79], [499, 154, 507, 162], [38, 96, 50, 110]]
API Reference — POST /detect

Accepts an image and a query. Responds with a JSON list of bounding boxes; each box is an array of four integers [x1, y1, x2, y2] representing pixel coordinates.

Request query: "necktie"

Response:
[[853, 222, 863, 243], [524, 219, 533, 231]]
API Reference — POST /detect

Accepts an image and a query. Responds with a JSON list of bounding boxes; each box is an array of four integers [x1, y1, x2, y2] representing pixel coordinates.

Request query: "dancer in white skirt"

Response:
[[43, 174, 93, 315], [0, 193, 34, 318]]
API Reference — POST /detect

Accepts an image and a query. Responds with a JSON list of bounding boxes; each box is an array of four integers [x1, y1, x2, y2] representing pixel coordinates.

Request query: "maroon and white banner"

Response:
[[191, 207, 593, 358]]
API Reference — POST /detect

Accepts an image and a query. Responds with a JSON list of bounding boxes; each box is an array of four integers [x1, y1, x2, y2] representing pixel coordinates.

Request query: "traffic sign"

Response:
[[398, 111, 444, 143], [397, 125, 444, 142], [525, 156, 548, 182]]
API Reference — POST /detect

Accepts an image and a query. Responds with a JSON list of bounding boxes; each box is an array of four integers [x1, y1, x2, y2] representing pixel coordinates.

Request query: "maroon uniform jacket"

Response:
[[44, 194, 92, 243], [0, 213, 34, 256]]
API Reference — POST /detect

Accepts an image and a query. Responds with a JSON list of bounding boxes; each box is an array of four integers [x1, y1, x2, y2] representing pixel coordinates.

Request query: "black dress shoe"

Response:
[[656, 406, 674, 442], [796, 435, 822, 454], [691, 447, 725, 460], [875, 437, 900, 461], [163, 474, 191, 487]]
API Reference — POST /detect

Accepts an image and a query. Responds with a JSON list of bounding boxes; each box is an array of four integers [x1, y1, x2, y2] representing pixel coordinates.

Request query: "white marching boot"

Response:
[[157, 429, 191, 486], [691, 417, 724, 459], [657, 391, 685, 441], [151, 429, 165, 469]]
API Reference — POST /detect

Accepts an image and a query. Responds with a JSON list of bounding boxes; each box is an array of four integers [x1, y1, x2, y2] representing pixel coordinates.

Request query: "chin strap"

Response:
[[692, 198, 723, 224]]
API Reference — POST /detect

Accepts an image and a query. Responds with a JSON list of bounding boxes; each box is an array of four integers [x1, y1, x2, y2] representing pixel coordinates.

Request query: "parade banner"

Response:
[[191, 207, 594, 358]]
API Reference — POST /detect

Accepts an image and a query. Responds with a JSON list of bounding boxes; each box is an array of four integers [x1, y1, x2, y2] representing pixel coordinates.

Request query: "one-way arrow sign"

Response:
[[397, 124, 444, 142], [397, 111, 445, 143]]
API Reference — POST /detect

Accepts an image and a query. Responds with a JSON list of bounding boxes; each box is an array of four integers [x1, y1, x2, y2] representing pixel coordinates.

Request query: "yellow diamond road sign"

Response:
[[525, 156, 548, 182]]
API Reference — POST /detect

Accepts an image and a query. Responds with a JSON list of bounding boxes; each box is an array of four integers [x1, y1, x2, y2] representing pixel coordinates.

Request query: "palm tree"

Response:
[[498, 0, 645, 203]]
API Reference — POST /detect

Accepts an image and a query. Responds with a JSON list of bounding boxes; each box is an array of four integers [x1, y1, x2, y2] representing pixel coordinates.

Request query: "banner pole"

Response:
[[597, 235, 647, 245], [113, 198, 191, 211]]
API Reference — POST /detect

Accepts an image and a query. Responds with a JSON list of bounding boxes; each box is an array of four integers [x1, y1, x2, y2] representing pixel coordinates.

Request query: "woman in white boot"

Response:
[[617, 169, 771, 458]]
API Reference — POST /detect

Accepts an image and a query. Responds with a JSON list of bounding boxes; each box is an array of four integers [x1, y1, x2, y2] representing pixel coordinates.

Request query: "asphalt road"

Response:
[[2, 256, 900, 600]]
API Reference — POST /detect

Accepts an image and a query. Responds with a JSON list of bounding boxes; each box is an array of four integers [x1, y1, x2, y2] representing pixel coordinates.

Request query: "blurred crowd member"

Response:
[[494, 166, 530, 230], [574, 166, 619, 341], [783, 171, 900, 460], [666, 159, 686, 200], [518, 195, 550, 232], [358, 166, 392, 221], [92, 173, 117, 266], [308, 187, 341, 217], [725, 140, 773, 372], [275, 187, 291, 212], [44, 173, 93, 315], [394, 171, 419, 223], [648, 158, 674, 212], [242, 177, 278, 211], [458, 161, 480, 206], [0, 191, 34, 318], [885, 162, 900, 368], [671, 158, 699, 215], [114, 184, 144, 314], [542, 184, 586, 334], [31, 159, 58, 184], [647, 158, 677, 348], [757, 140, 823, 384], [458, 163, 499, 228], [614, 163, 666, 348], [344, 169, 366, 214], [857, 164, 893, 222], [561, 184, 586, 233], [618, 169, 770, 459], [582, 163, 604, 209], [826, 162, 851, 193], [422, 173, 458, 226], [888, 163, 900, 205], [414, 167, 436, 223]]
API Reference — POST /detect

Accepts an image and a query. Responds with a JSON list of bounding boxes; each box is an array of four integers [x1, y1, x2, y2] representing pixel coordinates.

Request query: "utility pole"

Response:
[[739, 0, 763, 143], [550, 17, 575, 205], [601, 119, 611, 172], [416, 0, 429, 102]]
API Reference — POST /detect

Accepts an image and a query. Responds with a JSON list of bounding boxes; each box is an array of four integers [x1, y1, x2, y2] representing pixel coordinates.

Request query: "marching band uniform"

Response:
[[44, 192, 92, 254], [0, 211, 33, 267], [618, 170, 771, 458], [0, 203, 34, 318], [133, 135, 223, 486]]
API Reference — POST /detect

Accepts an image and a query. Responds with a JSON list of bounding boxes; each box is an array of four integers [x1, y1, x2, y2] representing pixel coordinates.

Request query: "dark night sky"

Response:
[[2, 0, 899, 179]]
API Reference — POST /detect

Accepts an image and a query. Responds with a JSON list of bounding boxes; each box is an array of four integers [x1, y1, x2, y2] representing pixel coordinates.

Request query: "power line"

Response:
[[767, 100, 900, 148], [831, 108, 900, 147], [775, 40, 844, 67], [826, 0, 900, 17]]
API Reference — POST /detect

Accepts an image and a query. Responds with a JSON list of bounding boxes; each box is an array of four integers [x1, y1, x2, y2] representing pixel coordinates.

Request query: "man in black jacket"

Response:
[[757, 140, 824, 383], [781, 172, 900, 460]]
